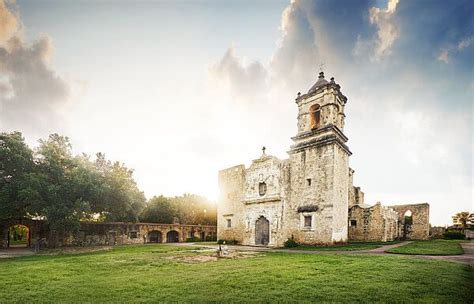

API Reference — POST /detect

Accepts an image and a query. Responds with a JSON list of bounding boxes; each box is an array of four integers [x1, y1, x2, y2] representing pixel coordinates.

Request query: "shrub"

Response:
[[186, 237, 199, 242], [284, 237, 299, 248], [443, 230, 465, 240], [217, 239, 238, 245], [205, 235, 217, 241]]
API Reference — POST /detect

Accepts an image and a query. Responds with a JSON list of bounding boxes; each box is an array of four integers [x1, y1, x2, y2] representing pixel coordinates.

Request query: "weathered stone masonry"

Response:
[[0, 220, 217, 248], [217, 72, 430, 246]]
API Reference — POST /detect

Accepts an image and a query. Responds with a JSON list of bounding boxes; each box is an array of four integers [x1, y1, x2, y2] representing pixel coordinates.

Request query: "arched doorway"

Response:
[[403, 210, 413, 239], [255, 216, 270, 245], [166, 230, 179, 243], [8, 224, 30, 248], [149, 230, 162, 243]]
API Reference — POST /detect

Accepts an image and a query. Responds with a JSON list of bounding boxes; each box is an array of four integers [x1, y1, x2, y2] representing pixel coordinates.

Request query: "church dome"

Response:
[[308, 71, 329, 94]]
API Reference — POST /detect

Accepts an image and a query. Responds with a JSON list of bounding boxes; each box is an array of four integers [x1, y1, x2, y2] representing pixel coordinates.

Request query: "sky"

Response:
[[0, 0, 472, 226]]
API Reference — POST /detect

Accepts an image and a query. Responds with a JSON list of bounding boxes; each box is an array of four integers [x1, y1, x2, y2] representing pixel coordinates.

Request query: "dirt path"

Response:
[[0, 247, 34, 259], [183, 241, 474, 266], [364, 241, 412, 253], [2, 242, 472, 266]]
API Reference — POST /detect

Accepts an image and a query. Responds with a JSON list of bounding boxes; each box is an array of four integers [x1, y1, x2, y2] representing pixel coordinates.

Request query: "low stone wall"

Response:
[[429, 226, 446, 239], [0, 220, 217, 248]]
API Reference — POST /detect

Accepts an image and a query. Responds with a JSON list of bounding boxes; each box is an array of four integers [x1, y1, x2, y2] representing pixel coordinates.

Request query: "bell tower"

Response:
[[295, 71, 347, 135], [286, 71, 351, 244]]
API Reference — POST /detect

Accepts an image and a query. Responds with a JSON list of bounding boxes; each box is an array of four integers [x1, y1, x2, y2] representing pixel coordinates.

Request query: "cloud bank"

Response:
[[0, 0, 69, 138]]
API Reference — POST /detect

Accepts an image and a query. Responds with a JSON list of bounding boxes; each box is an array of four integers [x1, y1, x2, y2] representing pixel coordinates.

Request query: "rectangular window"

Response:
[[304, 215, 312, 228], [350, 220, 357, 227], [227, 219, 232, 228], [129, 231, 138, 239], [306, 178, 312, 186]]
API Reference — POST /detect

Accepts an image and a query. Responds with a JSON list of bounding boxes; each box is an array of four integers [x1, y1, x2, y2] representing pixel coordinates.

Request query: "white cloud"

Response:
[[210, 47, 268, 103], [437, 35, 474, 64], [458, 35, 474, 50], [365, 0, 400, 61], [437, 49, 450, 63], [0, 0, 69, 138]]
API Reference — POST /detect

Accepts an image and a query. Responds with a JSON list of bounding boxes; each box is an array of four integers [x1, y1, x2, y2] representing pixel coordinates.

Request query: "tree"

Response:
[[140, 195, 176, 223], [0, 132, 40, 223], [93, 153, 146, 222], [140, 194, 217, 225], [35, 134, 94, 234], [1, 131, 148, 246], [452, 212, 474, 231], [172, 194, 217, 225]]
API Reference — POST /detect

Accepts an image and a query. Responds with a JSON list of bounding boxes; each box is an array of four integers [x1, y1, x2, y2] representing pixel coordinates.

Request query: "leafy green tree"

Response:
[[140, 195, 176, 223], [0, 132, 40, 222], [172, 194, 217, 225], [35, 134, 93, 233], [140, 194, 217, 225], [93, 153, 146, 222]]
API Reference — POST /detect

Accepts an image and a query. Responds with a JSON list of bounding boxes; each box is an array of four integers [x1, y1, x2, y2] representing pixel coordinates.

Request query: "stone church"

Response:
[[217, 72, 430, 247]]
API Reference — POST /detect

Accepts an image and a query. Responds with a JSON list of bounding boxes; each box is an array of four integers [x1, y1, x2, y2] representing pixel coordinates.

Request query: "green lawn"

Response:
[[0, 244, 473, 303], [289, 241, 400, 251], [9, 239, 28, 246], [386, 240, 466, 255]]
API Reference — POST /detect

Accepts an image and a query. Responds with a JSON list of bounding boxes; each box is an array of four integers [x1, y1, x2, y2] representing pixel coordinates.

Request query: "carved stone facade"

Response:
[[217, 72, 430, 246]]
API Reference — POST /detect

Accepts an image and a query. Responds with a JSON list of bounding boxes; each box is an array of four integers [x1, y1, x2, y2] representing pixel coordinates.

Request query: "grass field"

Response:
[[9, 239, 28, 246], [0, 244, 473, 303], [386, 240, 466, 255], [289, 241, 400, 251]]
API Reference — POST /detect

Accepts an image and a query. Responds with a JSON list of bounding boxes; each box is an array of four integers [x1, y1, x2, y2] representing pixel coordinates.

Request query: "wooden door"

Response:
[[255, 216, 269, 245]]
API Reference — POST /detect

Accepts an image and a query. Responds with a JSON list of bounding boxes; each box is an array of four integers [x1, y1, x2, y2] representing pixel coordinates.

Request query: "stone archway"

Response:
[[149, 230, 162, 243], [166, 230, 179, 243], [255, 216, 270, 245]]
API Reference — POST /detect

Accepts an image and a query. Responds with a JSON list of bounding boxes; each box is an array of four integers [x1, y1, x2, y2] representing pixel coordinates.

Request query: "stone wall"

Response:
[[217, 165, 246, 243], [429, 226, 446, 239], [348, 203, 398, 242], [331, 145, 349, 242], [388, 203, 430, 240], [286, 145, 338, 245], [0, 219, 48, 248], [64, 222, 217, 246], [0, 220, 217, 248], [348, 168, 364, 208]]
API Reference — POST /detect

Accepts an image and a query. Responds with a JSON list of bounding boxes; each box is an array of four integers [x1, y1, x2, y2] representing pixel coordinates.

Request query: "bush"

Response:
[[186, 237, 199, 242], [443, 230, 465, 240], [284, 237, 299, 248], [217, 239, 238, 245], [205, 235, 217, 242]]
